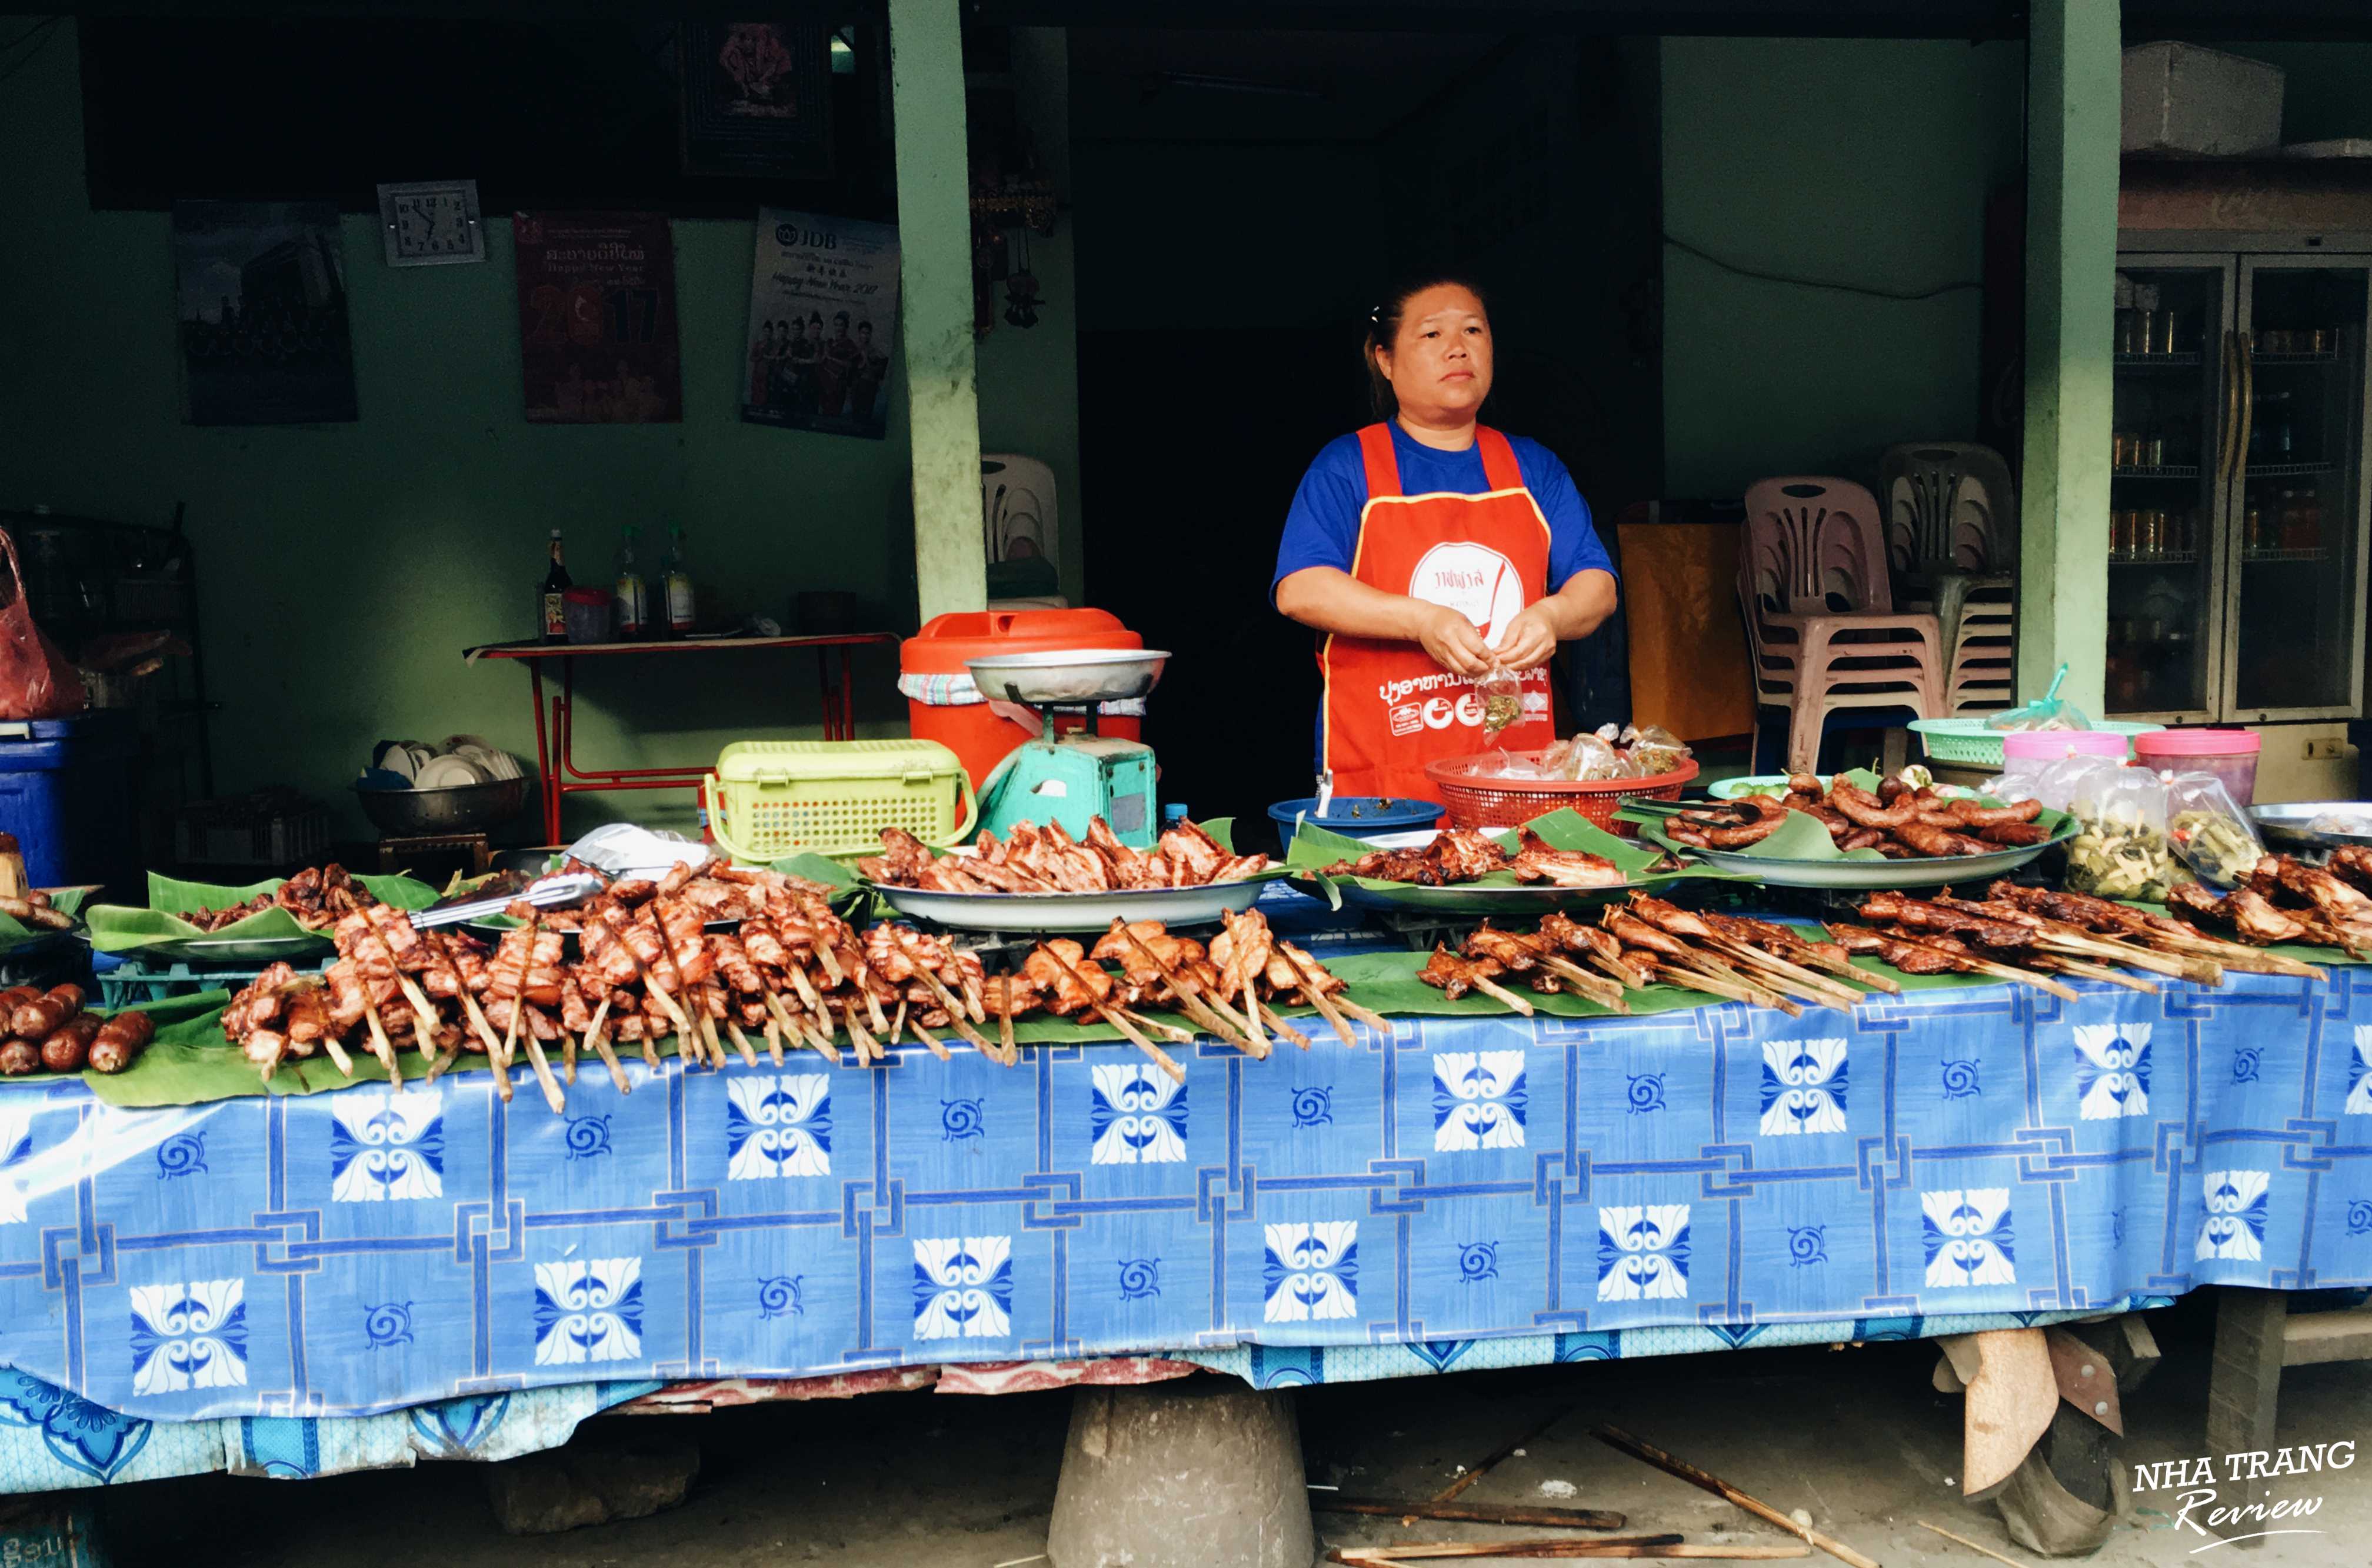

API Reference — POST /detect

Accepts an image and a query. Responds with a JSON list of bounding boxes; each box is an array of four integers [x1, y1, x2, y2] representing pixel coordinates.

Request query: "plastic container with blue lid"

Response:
[[1268, 795, 1445, 850], [0, 709, 140, 895]]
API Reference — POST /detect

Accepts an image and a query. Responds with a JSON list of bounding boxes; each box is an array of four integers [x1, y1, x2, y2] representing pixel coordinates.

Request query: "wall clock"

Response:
[[377, 179, 485, 266]]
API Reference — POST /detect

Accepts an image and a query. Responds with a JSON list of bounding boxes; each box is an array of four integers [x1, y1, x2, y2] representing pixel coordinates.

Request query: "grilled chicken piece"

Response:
[[1157, 819, 1227, 882], [1418, 943, 1500, 1000], [1262, 941, 1345, 999], [1507, 828, 1625, 888], [1858, 892, 2031, 949], [2327, 845, 2372, 898], [2168, 882, 2309, 946], [1023, 939, 1112, 1015], [1208, 909, 1275, 998], [1464, 923, 1546, 972], [2253, 855, 2372, 920], [1322, 829, 1510, 886], [1825, 923, 1977, 976], [857, 828, 939, 886]]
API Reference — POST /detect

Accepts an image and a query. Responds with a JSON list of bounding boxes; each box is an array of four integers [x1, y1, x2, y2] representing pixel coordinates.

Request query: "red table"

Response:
[[465, 633, 900, 843]]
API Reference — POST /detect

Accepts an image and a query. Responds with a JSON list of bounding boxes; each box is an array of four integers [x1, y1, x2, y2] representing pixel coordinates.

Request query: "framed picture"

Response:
[[377, 179, 485, 267], [513, 210, 682, 424], [678, 21, 833, 179], [741, 208, 896, 440], [171, 200, 358, 426]]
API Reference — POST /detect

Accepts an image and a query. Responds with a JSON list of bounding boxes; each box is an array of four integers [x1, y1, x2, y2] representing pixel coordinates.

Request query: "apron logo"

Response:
[[1409, 541, 1525, 646], [1390, 702, 1424, 736]]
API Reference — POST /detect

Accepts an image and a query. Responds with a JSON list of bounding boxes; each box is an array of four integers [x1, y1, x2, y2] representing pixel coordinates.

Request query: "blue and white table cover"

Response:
[[4, 962, 2367, 1453]]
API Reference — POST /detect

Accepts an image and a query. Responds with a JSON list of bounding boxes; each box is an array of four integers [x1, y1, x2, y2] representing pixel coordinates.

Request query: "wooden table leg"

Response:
[[2207, 1286, 2287, 1470]]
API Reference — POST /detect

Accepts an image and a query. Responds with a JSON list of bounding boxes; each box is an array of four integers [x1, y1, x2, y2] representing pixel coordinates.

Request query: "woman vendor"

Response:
[[1272, 277, 1620, 802]]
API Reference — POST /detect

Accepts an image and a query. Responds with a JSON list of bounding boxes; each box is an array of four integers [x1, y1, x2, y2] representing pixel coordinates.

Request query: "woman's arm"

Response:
[[1274, 566, 1497, 678]]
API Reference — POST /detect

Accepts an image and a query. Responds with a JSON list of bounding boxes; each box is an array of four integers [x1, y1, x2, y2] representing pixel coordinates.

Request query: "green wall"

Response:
[[0, 19, 1080, 843], [1660, 36, 2024, 498]]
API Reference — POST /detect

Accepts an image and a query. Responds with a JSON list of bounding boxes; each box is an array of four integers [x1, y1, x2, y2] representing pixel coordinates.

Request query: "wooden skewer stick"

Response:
[[1673, 953, 1804, 1014], [425, 1043, 462, 1083], [1301, 981, 1361, 1047], [909, 1015, 953, 1061], [1426, 1403, 1577, 1512], [958, 969, 987, 1025], [1110, 923, 1257, 1050], [358, 916, 440, 1059], [1118, 1006, 1196, 1045], [766, 990, 837, 1066], [318, 1033, 355, 1078], [726, 1017, 760, 1068], [888, 999, 909, 1053], [761, 1012, 784, 1066], [1315, 1499, 1625, 1532], [782, 960, 827, 1014], [1278, 946, 1382, 1040], [1535, 953, 1631, 1012], [2030, 930, 2216, 985], [1593, 1425, 1879, 1568], [1042, 947, 1185, 1083], [997, 973, 1018, 1065], [1468, 970, 1536, 1016], [561, 1007, 579, 1085], [1254, 1001, 1311, 1050], [911, 965, 1003, 1061], [515, 1017, 568, 1113], [579, 997, 630, 1093], [2033, 955, 2160, 995], [1948, 951, 2084, 1002], [842, 999, 879, 1063], [858, 969, 892, 1035], [1645, 960, 1771, 1010], [810, 936, 845, 986], [1584, 949, 1657, 993], [1240, 966, 1270, 1052], [1340, 1543, 1805, 1562], [1704, 938, 1865, 1007], [363, 1003, 402, 1090]]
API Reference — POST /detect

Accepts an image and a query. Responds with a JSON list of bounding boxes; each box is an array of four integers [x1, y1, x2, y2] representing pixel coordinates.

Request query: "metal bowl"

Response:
[[2249, 800, 2372, 858], [353, 776, 530, 836], [965, 649, 1169, 706]]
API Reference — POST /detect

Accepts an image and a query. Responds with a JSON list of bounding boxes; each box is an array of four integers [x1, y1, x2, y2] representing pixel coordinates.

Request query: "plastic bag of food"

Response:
[[2167, 771, 2266, 888], [0, 528, 86, 721], [1983, 662, 2094, 732], [1475, 667, 1523, 739], [2063, 765, 2179, 900], [1620, 723, 1693, 777], [1548, 732, 1625, 781], [2023, 753, 2118, 816]]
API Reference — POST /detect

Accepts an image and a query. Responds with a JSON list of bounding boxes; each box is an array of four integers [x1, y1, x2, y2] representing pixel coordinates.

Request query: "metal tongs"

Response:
[[409, 870, 607, 931]]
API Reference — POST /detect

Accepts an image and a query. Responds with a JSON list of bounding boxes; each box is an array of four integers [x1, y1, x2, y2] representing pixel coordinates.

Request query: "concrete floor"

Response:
[[88, 1296, 2372, 1567]]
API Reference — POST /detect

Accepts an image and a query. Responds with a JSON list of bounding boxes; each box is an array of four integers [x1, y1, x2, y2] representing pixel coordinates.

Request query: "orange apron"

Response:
[[1317, 423, 1555, 802]]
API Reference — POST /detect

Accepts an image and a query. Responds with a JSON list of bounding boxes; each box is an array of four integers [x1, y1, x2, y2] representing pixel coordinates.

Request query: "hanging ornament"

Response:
[[1002, 228, 1041, 329]]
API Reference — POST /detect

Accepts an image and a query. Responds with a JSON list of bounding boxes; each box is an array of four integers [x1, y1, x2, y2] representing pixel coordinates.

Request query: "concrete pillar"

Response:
[[2017, 0, 2121, 713], [1047, 1380, 1315, 1568], [890, 0, 986, 620]]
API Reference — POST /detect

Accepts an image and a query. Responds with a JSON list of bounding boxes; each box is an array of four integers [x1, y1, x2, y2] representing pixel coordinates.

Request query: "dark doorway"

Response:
[[1078, 326, 1361, 831]]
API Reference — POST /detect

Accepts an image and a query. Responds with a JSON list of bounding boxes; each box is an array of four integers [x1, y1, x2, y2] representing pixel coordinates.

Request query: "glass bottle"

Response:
[[663, 525, 695, 635], [540, 529, 570, 642], [614, 525, 649, 638]]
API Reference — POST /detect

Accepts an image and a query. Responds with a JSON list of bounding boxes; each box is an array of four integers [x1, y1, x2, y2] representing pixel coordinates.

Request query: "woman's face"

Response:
[[1377, 284, 1493, 423]]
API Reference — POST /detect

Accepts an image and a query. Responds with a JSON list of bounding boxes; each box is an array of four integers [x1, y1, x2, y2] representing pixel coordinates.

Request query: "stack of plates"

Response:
[[368, 734, 525, 789]]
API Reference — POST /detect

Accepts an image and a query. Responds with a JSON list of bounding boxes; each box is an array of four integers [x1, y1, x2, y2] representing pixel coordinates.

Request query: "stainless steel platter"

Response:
[[869, 878, 1262, 934], [2250, 801, 2372, 857]]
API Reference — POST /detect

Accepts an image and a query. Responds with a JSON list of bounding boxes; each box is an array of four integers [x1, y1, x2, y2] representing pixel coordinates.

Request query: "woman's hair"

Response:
[[1362, 273, 1490, 420]]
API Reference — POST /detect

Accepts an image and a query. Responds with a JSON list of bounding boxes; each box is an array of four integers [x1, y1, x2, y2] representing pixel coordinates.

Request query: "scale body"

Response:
[[965, 648, 1168, 849]]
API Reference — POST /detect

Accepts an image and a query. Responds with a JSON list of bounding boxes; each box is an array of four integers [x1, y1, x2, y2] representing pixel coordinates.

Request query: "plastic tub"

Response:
[[1268, 796, 1444, 850], [901, 609, 1146, 790], [2001, 730, 2135, 765], [562, 586, 611, 644], [1910, 716, 2162, 771], [0, 712, 139, 895], [2133, 728, 2262, 805]]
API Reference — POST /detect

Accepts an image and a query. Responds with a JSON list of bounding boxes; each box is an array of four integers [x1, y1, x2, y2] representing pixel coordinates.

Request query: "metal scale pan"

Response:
[[962, 648, 1170, 710]]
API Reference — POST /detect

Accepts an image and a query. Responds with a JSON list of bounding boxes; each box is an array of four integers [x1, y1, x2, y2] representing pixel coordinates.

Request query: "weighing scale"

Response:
[[965, 648, 1168, 848]]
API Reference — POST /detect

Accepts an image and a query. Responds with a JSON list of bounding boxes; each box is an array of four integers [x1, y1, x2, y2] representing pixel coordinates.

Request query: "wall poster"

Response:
[[171, 200, 358, 425], [678, 21, 834, 178], [741, 208, 897, 440], [512, 211, 682, 424]]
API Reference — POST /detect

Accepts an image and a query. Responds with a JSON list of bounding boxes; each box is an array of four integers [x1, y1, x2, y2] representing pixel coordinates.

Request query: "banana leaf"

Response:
[[1626, 772, 2075, 864], [1285, 806, 1738, 911], [0, 886, 93, 951], [6, 992, 240, 1097], [85, 872, 442, 953]]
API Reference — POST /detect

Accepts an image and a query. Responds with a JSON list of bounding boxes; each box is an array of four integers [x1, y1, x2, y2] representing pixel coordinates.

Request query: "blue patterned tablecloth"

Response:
[[2, 960, 2365, 1447]]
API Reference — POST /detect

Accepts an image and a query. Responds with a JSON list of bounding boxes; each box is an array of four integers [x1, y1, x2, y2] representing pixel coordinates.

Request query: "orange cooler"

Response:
[[901, 609, 1147, 790]]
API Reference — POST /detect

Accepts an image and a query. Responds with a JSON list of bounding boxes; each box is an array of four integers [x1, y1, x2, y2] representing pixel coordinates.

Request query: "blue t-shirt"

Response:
[[1271, 423, 1615, 601]]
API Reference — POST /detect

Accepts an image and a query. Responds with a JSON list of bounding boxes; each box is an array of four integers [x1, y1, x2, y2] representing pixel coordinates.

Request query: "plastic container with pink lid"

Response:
[[2132, 728, 2261, 805], [2000, 730, 2135, 766]]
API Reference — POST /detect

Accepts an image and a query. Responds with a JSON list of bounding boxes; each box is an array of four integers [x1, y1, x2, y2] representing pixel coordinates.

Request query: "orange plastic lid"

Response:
[[902, 608, 1141, 673]]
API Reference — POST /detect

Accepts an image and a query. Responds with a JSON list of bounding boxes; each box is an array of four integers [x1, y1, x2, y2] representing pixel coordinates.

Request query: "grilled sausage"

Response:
[[1832, 783, 1918, 829], [87, 1010, 155, 1075], [39, 1014, 100, 1073], [0, 1039, 38, 1075], [10, 985, 81, 1042], [0, 895, 74, 930], [0, 986, 40, 1033], [1978, 820, 2052, 846]]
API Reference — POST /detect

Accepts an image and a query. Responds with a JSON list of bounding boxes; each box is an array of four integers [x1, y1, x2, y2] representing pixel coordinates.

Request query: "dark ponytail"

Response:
[[1362, 273, 1490, 420]]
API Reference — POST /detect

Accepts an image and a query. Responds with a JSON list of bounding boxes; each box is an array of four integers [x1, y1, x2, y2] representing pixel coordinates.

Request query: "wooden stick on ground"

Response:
[[1593, 1425, 1878, 1568], [1338, 1543, 1805, 1562], [1913, 1521, 2033, 1568], [1417, 1403, 1578, 1520], [1315, 1499, 1625, 1532]]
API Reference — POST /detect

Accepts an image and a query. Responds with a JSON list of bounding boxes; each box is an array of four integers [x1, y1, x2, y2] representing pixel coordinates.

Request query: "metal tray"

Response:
[[2250, 801, 2372, 857], [964, 649, 1169, 707], [1290, 830, 1668, 915], [1637, 823, 2068, 890], [869, 878, 1262, 934], [132, 935, 332, 965]]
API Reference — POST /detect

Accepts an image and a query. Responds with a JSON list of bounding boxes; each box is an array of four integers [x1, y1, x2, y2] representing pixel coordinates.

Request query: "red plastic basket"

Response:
[[1422, 754, 1700, 836]]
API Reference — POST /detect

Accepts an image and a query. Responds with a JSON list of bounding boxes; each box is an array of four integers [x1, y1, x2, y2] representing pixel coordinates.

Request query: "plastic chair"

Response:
[[982, 454, 1065, 609], [1738, 476, 1945, 776], [1878, 442, 2017, 712]]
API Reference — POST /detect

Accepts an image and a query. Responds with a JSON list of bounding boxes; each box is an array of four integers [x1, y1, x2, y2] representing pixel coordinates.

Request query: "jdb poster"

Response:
[[513, 211, 682, 423], [742, 208, 897, 440]]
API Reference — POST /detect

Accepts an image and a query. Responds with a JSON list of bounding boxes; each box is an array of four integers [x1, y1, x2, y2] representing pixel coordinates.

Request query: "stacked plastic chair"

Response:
[[1736, 476, 1946, 776], [1878, 442, 2018, 715]]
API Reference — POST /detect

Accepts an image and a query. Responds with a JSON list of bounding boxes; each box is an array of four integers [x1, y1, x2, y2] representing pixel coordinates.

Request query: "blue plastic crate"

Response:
[[0, 710, 139, 895]]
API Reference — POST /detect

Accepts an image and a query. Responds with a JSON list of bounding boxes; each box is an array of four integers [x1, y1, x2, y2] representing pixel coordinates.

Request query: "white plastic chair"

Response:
[[982, 454, 1065, 609]]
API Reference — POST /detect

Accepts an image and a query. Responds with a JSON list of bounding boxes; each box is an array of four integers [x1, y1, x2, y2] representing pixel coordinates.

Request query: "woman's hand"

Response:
[[1488, 603, 1561, 672], [1412, 602, 1496, 678]]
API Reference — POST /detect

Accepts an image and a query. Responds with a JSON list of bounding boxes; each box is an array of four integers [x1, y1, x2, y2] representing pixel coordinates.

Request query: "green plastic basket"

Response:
[[703, 739, 977, 863], [1908, 717, 2163, 771]]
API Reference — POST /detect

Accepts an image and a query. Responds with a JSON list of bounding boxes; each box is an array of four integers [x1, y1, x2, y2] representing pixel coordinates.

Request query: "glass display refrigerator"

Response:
[[2107, 246, 2372, 723]]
